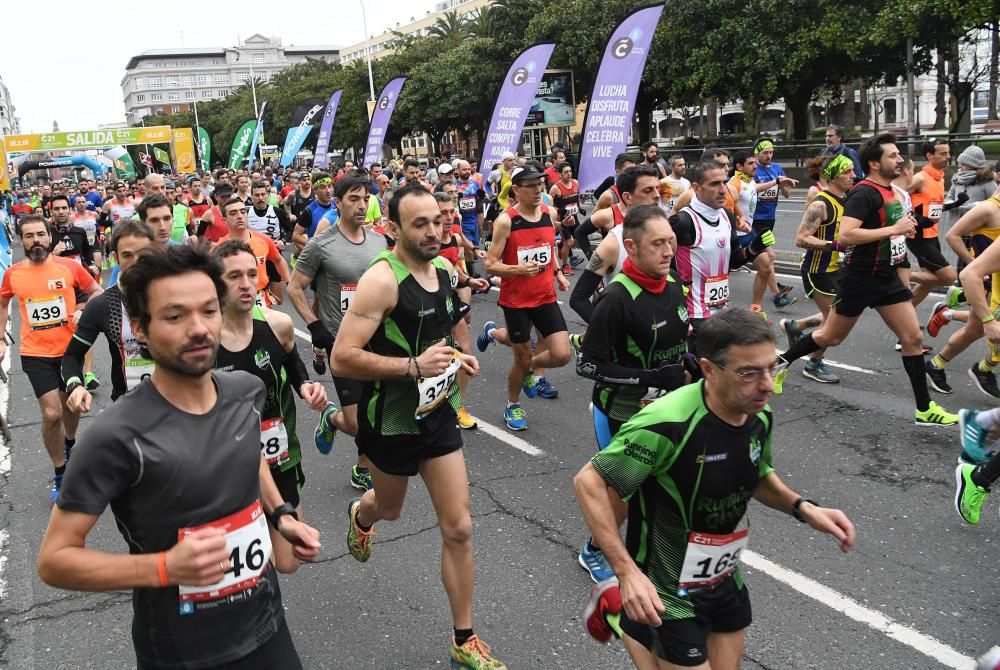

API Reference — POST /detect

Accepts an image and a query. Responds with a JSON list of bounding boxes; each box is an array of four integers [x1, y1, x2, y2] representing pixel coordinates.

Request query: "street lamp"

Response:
[[234, 46, 264, 165], [359, 0, 377, 117], [182, 85, 202, 170]]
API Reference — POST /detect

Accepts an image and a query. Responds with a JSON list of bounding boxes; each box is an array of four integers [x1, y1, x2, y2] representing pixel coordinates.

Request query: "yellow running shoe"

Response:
[[457, 406, 478, 430], [347, 498, 376, 562], [450, 635, 507, 670]]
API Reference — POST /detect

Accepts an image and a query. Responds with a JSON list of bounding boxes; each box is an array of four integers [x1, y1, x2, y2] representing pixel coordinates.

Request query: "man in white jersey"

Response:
[[670, 160, 776, 354], [660, 155, 690, 215], [72, 196, 102, 270], [248, 180, 291, 249]]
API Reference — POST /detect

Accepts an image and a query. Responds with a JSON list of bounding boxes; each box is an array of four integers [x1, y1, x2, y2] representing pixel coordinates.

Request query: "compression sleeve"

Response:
[[61, 296, 104, 387], [669, 211, 697, 247], [283, 345, 310, 394], [569, 269, 603, 324], [575, 215, 597, 258], [912, 203, 936, 230]]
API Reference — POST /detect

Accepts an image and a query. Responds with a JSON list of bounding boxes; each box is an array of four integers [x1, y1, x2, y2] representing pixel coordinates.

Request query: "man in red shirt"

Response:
[[216, 196, 290, 306]]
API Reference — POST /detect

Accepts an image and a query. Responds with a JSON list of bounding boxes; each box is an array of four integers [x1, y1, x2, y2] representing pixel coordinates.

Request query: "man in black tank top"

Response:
[[212, 241, 328, 574], [331, 184, 507, 669]]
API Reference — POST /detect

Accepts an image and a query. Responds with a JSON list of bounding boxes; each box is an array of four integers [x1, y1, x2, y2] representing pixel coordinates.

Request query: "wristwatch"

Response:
[[65, 377, 83, 394], [269, 502, 298, 529], [792, 496, 818, 523]]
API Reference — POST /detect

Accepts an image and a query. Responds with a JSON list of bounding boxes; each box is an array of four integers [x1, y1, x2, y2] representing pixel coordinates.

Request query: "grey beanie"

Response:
[[957, 145, 986, 169]]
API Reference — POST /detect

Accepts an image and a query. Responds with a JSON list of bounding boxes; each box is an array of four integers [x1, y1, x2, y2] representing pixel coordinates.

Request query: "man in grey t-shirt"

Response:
[[288, 173, 387, 491], [37, 245, 320, 669]]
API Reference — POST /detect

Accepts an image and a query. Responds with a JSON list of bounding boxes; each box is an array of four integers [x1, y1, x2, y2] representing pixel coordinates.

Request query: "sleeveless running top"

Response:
[[438, 224, 462, 266], [673, 207, 734, 319], [606, 225, 626, 282], [109, 199, 136, 225], [498, 206, 557, 309], [801, 190, 845, 275], [248, 204, 282, 241], [552, 180, 581, 219], [911, 166, 945, 239], [972, 197, 1000, 309]]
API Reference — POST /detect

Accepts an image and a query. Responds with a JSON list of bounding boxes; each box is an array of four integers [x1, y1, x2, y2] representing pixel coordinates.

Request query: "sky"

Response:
[[2, 0, 446, 134]]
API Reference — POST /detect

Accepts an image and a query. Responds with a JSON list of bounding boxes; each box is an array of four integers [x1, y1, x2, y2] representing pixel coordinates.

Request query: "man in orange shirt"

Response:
[[0, 215, 102, 502], [217, 197, 290, 306], [907, 139, 957, 311]]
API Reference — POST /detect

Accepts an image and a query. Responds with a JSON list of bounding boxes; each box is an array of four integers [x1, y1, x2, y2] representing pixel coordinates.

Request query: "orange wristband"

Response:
[[156, 551, 170, 587]]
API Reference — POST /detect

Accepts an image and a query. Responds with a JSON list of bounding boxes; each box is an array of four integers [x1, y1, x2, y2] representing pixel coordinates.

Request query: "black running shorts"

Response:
[[22, 355, 64, 398], [905, 236, 949, 273], [801, 269, 839, 299], [500, 302, 567, 344], [834, 269, 912, 317]]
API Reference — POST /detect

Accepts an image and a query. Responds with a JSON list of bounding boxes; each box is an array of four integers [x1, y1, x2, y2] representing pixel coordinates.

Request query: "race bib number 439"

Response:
[[26, 295, 67, 330]]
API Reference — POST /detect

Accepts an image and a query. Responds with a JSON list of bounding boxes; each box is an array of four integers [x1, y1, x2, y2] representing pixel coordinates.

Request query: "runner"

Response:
[[576, 306, 855, 669], [639, 141, 668, 179], [454, 160, 486, 258], [234, 173, 253, 209], [593, 153, 638, 212], [212, 240, 327, 573], [781, 154, 857, 385], [925, 188, 1000, 397], [575, 204, 693, 584], [217, 197, 290, 307], [291, 172, 337, 254], [669, 160, 776, 352], [907, 138, 958, 313], [71, 196, 101, 264], [36, 244, 320, 669], [481, 165, 572, 431], [0, 215, 102, 502], [62, 220, 156, 409], [100, 181, 138, 245], [289, 173, 386, 491], [661, 154, 690, 215], [774, 133, 958, 426], [548, 162, 583, 275], [165, 181, 192, 242], [185, 175, 213, 238], [247, 179, 291, 248], [750, 139, 798, 317], [330, 182, 507, 670]]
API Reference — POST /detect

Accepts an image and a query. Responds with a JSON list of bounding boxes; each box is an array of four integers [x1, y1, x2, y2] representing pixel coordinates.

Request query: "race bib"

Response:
[[340, 283, 357, 312], [459, 196, 477, 212], [677, 528, 749, 592], [415, 353, 460, 419], [450, 270, 459, 289], [759, 185, 778, 201], [564, 204, 579, 217], [124, 351, 155, 391], [704, 274, 729, 308], [928, 201, 943, 220], [517, 244, 551, 267], [255, 292, 274, 309], [890, 235, 907, 265], [260, 417, 289, 466], [177, 500, 273, 615], [26, 295, 67, 330], [640, 387, 667, 408]]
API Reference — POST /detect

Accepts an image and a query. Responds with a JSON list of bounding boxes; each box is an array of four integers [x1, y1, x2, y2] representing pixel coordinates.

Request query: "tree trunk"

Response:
[[989, 17, 999, 121], [843, 86, 857, 132], [742, 97, 762, 136], [785, 93, 810, 140], [698, 102, 707, 137], [934, 43, 948, 129], [635, 92, 652, 144], [948, 39, 962, 131], [707, 98, 718, 136], [859, 83, 870, 130]]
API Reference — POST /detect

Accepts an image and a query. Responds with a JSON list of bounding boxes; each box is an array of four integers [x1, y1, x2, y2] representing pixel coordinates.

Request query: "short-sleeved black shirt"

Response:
[[57, 371, 285, 669], [840, 179, 905, 276]]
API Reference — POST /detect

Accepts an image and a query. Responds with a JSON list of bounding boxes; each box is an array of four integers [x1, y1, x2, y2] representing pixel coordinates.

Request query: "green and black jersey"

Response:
[[591, 381, 774, 618], [215, 307, 300, 471], [580, 272, 689, 423], [361, 250, 461, 436]]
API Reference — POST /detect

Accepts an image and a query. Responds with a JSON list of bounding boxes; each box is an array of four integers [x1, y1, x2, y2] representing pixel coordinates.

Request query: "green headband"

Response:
[[313, 177, 333, 186], [754, 139, 774, 154], [822, 155, 854, 182]]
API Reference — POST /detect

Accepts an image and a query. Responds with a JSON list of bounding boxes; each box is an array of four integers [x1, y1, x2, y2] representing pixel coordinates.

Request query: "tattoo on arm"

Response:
[[587, 251, 605, 273], [799, 202, 825, 235], [346, 310, 381, 323]]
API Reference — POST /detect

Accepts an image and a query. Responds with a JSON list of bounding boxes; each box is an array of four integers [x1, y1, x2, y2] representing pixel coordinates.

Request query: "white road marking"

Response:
[[742, 550, 976, 670], [774, 348, 879, 376], [292, 329, 545, 456]]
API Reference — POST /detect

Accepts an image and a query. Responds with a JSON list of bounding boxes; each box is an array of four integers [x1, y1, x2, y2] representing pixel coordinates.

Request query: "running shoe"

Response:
[[347, 498, 375, 562], [914, 401, 959, 426], [504, 403, 527, 431], [84, 372, 100, 390], [772, 291, 797, 308], [49, 476, 61, 505], [926, 302, 950, 338], [779, 318, 803, 350], [924, 361, 953, 394], [350, 465, 373, 491], [312, 347, 327, 375], [314, 402, 339, 454], [457, 406, 478, 430], [773, 365, 788, 395], [969, 365, 1000, 399], [584, 577, 624, 643], [569, 333, 583, 353], [562, 263, 574, 276], [803, 359, 839, 384], [776, 282, 794, 297], [945, 285, 966, 310], [476, 321, 496, 352], [522, 372, 538, 399], [579, 538, 614, 583], [570, 253, 585, 268], [449, 634, 507, 670], [750, 305, 772, 325], [954, 463, 988, 525], [535, 376, 559, 399], [959, 409, 993, 465]]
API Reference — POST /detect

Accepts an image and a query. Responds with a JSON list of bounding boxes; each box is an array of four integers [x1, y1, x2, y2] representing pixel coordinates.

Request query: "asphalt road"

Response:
[[0, 253, 998, 669]]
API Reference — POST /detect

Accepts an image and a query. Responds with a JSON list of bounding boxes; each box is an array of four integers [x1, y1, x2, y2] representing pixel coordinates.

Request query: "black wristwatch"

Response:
[[269, 502, 298, 529], [65, 378, 83, 394], [792, 496, 818, 523]]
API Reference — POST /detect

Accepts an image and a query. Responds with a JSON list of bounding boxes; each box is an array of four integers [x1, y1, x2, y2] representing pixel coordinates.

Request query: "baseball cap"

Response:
[[438, 163, 454, 175], [510, 165, 544, 184], [501, 151, 516, 161]]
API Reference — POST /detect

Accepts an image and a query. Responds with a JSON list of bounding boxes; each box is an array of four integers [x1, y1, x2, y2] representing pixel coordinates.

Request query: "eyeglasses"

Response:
[[712, 359, 786, 384]]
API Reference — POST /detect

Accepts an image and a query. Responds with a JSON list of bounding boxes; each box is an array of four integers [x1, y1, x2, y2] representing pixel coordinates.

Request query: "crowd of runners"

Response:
[[2, 129, 1000, 668]]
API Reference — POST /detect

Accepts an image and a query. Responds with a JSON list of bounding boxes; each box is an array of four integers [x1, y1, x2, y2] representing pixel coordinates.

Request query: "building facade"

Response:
[[121, 34, 339, 123], [0, 76, 20, 136]]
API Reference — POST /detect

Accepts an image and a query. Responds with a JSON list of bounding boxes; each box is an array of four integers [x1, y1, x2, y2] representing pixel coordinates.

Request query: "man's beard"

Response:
[[147, 335, 218, 377], [28, 244, 48, 262]]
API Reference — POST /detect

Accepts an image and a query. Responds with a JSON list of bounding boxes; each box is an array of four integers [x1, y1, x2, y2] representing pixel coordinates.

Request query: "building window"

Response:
[[151, 93, 163, 102], [136, 94, 146, 102], [185, 91, 195, 100], [202, 90, 213, 99], [134, 77, 143, 89], [218, 89, 229, 97], [214, 74, 227, 85], [884, 98, 897, 124], [150, 77, 162, 89], [197, 74, 208, 85], [252, 53, 265, 64], [171, 105, 181, 114], [168, 92, 179, 101], [182, 75, 195, 85]]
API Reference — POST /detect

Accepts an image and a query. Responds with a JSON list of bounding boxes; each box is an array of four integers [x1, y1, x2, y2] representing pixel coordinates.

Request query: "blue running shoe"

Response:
[[504, 403, 527, 431], [579, 538, 614, 583], [570, 253, 585, 268], [476, 321, 496, 352], [522, 371, 538, 399], [773, 291, 797, 308], [535, 376, 559, 399], [959, 409, 994, 465], [50, 475, 62, 505], [314, 402, 339, 454]]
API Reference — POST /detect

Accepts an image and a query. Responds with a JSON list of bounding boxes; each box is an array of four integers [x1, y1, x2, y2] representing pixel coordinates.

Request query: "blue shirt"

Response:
[[752, 162, 786, 221], [305, 199, 337, 238], [454, 179, 483, 244], [70, 191, 103, 212]]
